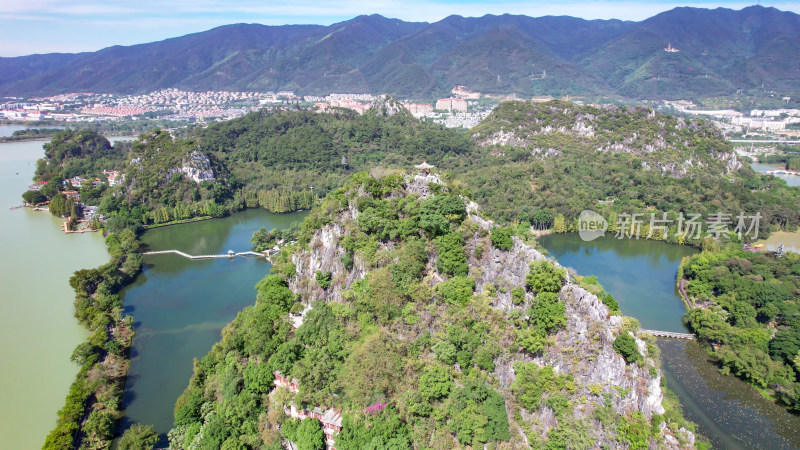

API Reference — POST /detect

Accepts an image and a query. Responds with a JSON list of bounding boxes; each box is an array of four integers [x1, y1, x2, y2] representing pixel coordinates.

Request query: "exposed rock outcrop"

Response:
[[370, 94, 407, 117], [179, 150, 215, 183]]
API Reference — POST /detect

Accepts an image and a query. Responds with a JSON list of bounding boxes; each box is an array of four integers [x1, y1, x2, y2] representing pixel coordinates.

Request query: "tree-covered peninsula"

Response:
[[168, 172, 700, 449], [465, 100, 800, 243]]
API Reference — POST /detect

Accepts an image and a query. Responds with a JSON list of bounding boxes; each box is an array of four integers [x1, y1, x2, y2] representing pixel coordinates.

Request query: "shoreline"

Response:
[[0, 136, 57, 143], [43, 205, 309, 446]]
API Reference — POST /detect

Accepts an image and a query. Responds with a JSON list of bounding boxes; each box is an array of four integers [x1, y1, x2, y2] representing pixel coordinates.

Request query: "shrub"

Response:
[[435, 232, 468, 276], [613, 333, 642, 364], [433, 340, 457, 364], [526, 261, 566, 293], [601, 293, 619, 312], [437, 276, 475, 305], [490, 226, 514, 251], [118, 424, 159, 450], [529, 292, 566, 332], [511, 286, 525, 305], [315, 271, 333, 289], [419, 366, 453, 400]]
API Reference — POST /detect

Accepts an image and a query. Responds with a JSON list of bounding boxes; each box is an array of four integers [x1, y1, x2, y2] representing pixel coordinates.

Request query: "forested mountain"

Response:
[[32, 98, 800, 446], [27, 97, 800, 241], [2, 6, 798, 99], [464, 100, 800, 243], [167, 173, 699, 449]]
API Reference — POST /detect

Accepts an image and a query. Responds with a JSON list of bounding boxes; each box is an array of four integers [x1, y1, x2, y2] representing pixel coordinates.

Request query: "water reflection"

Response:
[[660, 339, 800, 449]]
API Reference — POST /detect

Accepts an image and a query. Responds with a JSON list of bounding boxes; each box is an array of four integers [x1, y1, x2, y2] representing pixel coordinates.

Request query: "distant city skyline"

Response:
[[1, 1, 798, 57]]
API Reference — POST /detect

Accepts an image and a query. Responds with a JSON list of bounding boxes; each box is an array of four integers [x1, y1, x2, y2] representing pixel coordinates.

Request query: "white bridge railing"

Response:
[[142, 249, 268, 260], [641, 329, 695, 340]]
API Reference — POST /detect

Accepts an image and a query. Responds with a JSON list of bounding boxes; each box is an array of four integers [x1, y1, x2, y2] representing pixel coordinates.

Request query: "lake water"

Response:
[[539, 233, 696, 332], [752, 162, 800, 187], [0, 131, 109, 448], [120, 208, 307, 444], [756, 230, 800, 253], [0, 124, 30, 137], [660, 339, 800, 449], [540, 233, 800, 449]]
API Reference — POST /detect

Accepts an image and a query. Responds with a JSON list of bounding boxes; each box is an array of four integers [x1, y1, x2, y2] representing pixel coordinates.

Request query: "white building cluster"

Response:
[[665, 101, 800, 134], [435, 97, 468, 112], [731, 116, 787, 131]]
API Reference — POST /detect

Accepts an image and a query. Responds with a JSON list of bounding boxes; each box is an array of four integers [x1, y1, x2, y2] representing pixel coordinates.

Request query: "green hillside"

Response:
[[463, 100, 800, 244], [167, 173, 699, 449], [26, 99, 800, 243]]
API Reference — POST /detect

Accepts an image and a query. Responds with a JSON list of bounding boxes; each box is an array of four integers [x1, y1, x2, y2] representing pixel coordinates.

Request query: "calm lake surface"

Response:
[[756, 230, 800, 253], [0, 132, 109, 448], [0, 124, 30, 137], [120, 208, 307, 443], [540, 233, 800, 449], [539, 233, 696, 332], [752, 162, 800, 187], [660, 339, 800, 449]]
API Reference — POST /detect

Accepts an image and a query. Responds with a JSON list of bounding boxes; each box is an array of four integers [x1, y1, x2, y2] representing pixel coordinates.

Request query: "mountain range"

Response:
[[1, 5, 798, 100]]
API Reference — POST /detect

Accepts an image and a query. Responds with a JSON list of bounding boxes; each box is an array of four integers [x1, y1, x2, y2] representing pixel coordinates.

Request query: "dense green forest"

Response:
[[25, 100, 800, 243], [681, 245, 800, 413], [24, 100, 480, 232], [167, 173, 698, 449], [195, 103, 474, 192], [463, 101, 800, 244]]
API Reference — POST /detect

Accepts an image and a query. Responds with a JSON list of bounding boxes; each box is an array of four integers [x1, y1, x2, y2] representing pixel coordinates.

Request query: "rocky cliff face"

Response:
[[178, 150, 215, 184], [369, 94, 408, 117], [285, 172, 696, 448]]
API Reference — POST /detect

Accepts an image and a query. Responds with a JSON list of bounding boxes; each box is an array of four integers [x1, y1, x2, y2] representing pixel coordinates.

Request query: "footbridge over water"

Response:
[[641, 329, 695, 340], [142, 249, 269, 260]]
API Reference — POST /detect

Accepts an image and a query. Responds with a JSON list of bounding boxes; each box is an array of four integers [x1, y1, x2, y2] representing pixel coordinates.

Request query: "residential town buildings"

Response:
[[435, 97, 468, 112]]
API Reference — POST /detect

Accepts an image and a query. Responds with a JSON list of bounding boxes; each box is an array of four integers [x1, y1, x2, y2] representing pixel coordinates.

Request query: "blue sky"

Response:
[[1, 1, 798, 57]]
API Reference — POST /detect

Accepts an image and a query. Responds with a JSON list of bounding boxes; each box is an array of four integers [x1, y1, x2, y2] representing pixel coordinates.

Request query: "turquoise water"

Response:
[[120, 208, 307, 442], [539, 233, 695, 332]]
